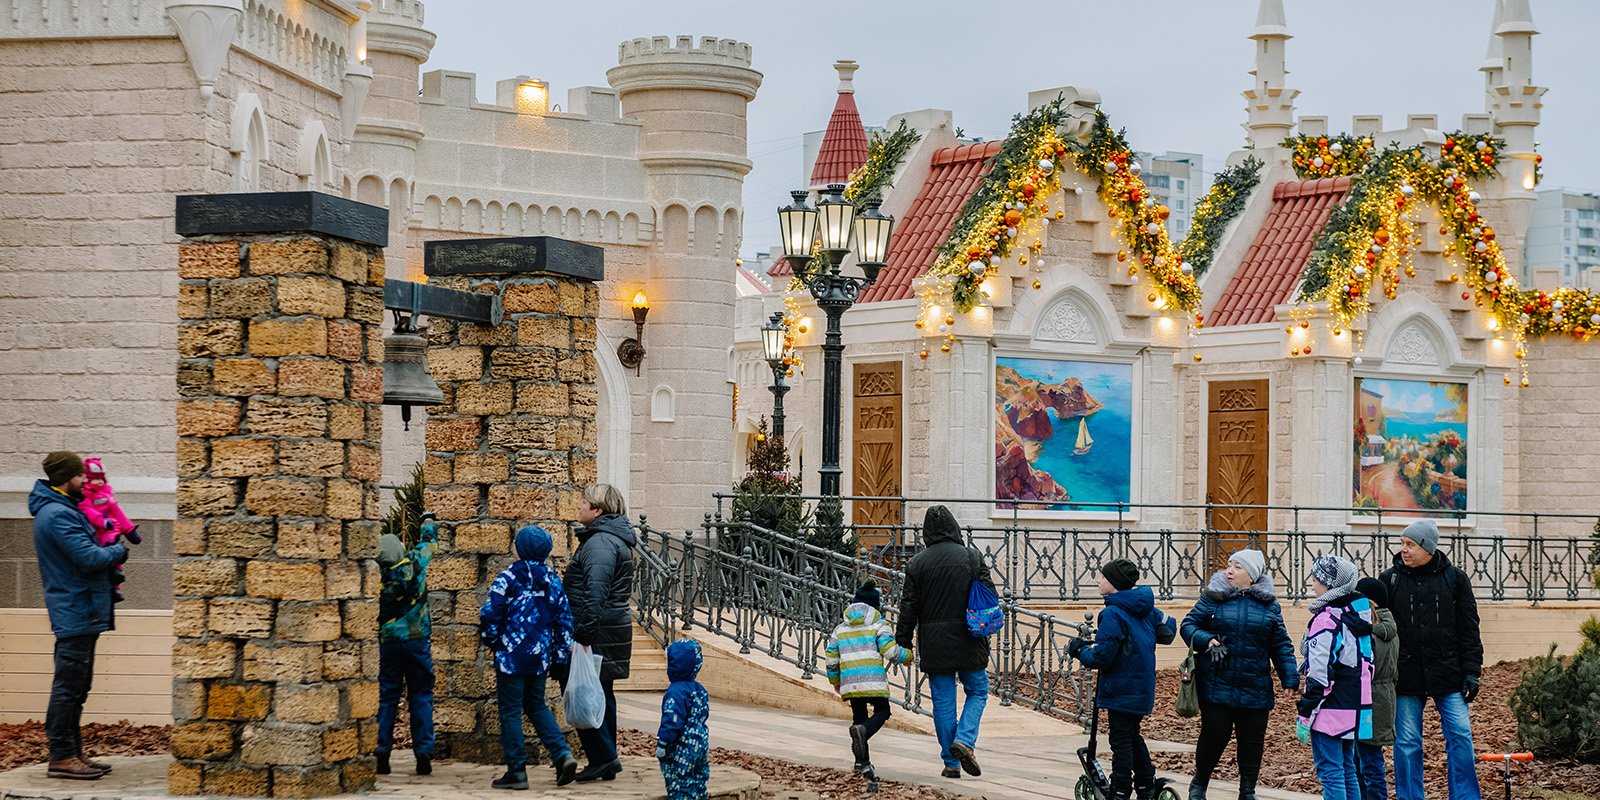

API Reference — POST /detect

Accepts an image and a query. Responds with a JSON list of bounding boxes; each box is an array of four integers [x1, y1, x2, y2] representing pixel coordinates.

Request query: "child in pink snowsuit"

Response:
[[78, 458, 140, 602]]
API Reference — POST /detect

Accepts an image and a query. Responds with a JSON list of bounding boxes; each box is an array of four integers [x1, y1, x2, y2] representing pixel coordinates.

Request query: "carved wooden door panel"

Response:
[[852, 363, 902, 551], [1206, 380, 1270, 572]]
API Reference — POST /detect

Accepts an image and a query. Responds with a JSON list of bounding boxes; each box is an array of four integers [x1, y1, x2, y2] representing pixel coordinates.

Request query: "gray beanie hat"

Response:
[[377, 533, 406, 567], [1229, 549, 1266, 582], [1310, 555, 1359, 595], [1401, 519, 1440, 555]]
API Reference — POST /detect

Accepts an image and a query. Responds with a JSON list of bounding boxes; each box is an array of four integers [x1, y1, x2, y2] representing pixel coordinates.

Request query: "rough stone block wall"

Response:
[[170, 233, 385, 797], [420, 270, 600, 762]]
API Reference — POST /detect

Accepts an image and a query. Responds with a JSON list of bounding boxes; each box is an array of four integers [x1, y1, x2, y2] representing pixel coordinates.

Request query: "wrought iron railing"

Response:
[[710, 494, 1600, 603], [630, 515, 1097, 725]]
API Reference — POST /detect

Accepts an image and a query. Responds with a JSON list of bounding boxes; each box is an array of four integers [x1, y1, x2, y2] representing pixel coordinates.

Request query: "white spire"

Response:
[[1251, 0, 1291, 40], [1243, 0, 1296, 149], [1481, 0, 1506, 72], [833, 59, 858, 95], [1496, 0, 1537, 36]]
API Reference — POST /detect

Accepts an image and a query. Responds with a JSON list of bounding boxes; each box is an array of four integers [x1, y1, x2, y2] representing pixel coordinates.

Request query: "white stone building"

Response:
[[738, 0, 1600, 551], [0, 0, 758, 720]]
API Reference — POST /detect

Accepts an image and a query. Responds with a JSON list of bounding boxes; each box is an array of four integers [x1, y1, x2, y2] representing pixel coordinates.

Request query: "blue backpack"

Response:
[[965, 553, 1003, 637]]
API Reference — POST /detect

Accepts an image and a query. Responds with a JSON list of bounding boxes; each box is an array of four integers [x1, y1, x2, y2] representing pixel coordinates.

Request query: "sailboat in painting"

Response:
[[1073, 416, 1094, 455]]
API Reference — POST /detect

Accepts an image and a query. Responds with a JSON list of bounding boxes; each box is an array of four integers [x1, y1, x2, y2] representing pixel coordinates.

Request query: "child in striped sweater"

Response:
[[824, 581, 911, 778]]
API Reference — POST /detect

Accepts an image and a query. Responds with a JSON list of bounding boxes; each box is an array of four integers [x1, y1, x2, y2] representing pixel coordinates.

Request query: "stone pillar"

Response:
[[171, 192, 389, 798], [419, 236, 603, 762]]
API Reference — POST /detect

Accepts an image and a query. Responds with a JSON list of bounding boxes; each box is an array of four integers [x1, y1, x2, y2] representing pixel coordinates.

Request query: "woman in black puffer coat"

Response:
[[1180, 550, 1299, 800], [560, 483, 635, 782]]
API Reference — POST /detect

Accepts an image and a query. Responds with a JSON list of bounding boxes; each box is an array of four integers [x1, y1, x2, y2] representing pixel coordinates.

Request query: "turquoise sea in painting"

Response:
[[997, 357, 1134, 510]]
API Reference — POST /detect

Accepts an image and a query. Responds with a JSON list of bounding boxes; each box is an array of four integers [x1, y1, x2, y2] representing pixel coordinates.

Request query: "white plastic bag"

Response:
[[563, 643, 606, 730]]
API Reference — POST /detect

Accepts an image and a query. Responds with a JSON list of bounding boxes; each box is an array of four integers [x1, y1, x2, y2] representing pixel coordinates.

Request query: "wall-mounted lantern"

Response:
[[617, 290, 649, 375]]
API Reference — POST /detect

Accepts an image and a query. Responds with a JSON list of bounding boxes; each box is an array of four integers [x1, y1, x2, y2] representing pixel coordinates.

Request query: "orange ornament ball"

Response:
[[1032, 280, 1043, 290], [1193, 353, 1204, 363], [919, 350, 929, 360]]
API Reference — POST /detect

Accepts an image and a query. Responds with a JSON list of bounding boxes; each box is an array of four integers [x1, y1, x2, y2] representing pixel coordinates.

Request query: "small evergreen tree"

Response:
[[729, 418, 805, 549], [1509, 616, 1600, 763], [381, 462, 427, 548]]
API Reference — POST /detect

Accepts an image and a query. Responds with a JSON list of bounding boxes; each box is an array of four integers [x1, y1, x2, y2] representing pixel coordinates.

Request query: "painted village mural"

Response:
[[1353, 378, 1469, 517], [995, 357, 1134, 511]]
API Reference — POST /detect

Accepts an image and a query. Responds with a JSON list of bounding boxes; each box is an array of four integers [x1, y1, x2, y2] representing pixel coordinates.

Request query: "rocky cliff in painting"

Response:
[[994, 366, 1105, 504]]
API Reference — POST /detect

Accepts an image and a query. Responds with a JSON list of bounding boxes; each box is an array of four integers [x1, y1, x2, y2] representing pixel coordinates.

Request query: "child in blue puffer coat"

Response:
[[481, 525, 578, 791], [657, 639, 711, 800], [1069, 559, 1177, 800]]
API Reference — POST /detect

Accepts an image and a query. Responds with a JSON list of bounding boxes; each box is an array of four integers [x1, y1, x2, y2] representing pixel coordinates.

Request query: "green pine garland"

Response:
[[1178, 156, 1261, 279]]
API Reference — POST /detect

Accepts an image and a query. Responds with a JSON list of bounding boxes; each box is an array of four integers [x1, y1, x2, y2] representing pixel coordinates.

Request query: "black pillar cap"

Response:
[[424, 236, 604, 282], [176, 191, 389, 248]]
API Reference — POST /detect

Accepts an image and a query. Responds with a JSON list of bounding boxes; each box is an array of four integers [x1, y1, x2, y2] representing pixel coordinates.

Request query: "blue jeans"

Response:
[[1356, 742, 1388, 800], [496, 672, 573, 769], [928, 670, 988, 769], [376, 638, 435, 756], [1395, 694, 1480, 800], [1310, 732, 1360, 800]]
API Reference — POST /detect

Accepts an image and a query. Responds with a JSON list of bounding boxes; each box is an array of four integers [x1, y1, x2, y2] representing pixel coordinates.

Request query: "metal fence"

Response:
[[709, 494, 1600, 603], [631, 517, 1097, 725]]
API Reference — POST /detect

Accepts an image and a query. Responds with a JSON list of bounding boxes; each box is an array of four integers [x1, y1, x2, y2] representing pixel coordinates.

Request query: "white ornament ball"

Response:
[[1039, 158, 1054, 171], [1485, 271, 1499, 283], [988, 254, 1000, 265], [1469, 191, 1482, 203], [1401, 184, 1415, 197], [1354, 265, 1368, 277], [1520, 313, 1531, 324], [1553, 314, 1564, 325], [1181, 261, 1194, 274], [1472, 227, 1482, 236], [1130, 161, 1143, 176], [1475, 241, 1488, 252], [968, 260, 985, 275], [1007, 226, 1018, 238], [1014, 202, 1027, 212], [1553, 299, 1564, 310], [1330, 142, 1344, 155], [1146, 222, 1161, 235], [938, 324, 949, 333], [1475, 139, 1489, 151], [1354, 356, 1364, 365], [1313, 156, 1326, 168], [1371, 244, 1384, 255], [1074, 186, 1084, 195], [1589, 313, 1600, 326], [1105, 160, 1119, 173]]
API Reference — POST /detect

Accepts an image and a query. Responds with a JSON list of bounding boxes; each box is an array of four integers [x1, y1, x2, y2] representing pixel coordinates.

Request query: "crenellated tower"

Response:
[[606, 36, 762, 529], [1242, 0, 1298, 150], [1484, 0, 1545, 268]]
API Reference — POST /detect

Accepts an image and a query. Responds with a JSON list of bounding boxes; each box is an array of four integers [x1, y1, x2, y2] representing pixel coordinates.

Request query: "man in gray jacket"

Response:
[[28, 452, 130, 780]]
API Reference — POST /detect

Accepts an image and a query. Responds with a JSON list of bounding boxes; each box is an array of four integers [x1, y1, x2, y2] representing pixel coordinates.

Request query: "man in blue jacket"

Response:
[[28, 451, 130, 780], [1070, 559, 1177, 800]]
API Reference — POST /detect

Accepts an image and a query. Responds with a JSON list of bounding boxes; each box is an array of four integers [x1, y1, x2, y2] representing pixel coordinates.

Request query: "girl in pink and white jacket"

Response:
[[1298, 556, 1374, 800], [77, 458, 140, 602]]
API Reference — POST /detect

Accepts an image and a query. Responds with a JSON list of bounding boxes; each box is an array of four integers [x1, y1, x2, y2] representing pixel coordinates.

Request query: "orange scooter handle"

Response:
[[1477, 753, 1534, 763]]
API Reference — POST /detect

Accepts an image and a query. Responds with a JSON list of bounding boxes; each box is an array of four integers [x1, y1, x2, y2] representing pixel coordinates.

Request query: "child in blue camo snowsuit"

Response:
[[656, 639, 710, 800]]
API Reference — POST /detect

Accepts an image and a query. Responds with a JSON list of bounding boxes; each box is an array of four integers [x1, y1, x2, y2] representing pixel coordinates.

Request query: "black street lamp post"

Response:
[[776, 184, 895, 501], [760, 312, 790, 441]]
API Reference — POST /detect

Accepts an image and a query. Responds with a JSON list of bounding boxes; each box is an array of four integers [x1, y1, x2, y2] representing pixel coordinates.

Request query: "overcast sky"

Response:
[[425, 1, 1600, 259]]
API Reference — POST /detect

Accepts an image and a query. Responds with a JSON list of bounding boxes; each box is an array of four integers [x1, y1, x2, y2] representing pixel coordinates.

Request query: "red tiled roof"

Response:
[[767, 258, 792, 277], [1207, 177, 1351, 327], [810, 92, 869, 186], [859, 141, 1002, 303]]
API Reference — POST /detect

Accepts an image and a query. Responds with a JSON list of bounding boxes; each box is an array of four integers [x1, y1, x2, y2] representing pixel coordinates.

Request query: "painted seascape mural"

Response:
[[995, 357, 1133, 511], [1353, 377, 1468, 516]]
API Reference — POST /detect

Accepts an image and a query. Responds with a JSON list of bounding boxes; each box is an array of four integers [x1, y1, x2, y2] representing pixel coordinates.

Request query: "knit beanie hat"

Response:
[[1356, 576, 1389, 609], [852, 580, 882, 610], [42, 451, 84, 487], [377, 534, 406, 567], [1309, 555, 1359, 595], [1101, 558, 1140, 591], [515, 525, 553, 562], [1401, 518, 1440, 555], [1228, 548, 1266, 582]]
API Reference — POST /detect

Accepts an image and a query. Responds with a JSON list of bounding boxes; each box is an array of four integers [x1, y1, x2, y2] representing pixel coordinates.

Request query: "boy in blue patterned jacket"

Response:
[[481, 525, 579, 790], [656, 639, 711, 800], [376, 513, 438, 776]]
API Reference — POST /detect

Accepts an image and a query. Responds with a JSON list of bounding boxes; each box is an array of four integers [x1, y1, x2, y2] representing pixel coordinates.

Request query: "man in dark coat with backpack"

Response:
[[896, 505, 993, 779]]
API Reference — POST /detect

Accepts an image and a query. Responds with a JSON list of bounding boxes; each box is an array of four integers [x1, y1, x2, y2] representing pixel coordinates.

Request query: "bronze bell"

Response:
[[382, 329, 444, 430]]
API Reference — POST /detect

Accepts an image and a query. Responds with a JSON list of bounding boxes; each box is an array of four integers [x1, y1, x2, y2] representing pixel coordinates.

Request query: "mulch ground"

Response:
[[0, 722, 974, 800], [1141, 659, 1600, 799]]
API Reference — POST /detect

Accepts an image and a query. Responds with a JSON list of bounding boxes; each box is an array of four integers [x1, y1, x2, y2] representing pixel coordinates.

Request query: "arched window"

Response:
[[296, 121, 333, 191], [230, 93, 268, 192]]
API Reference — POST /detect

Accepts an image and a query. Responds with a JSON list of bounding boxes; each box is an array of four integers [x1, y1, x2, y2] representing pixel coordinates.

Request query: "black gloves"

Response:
[[1462, 674, 1480, 704], [1068, 638, 1087, 658]]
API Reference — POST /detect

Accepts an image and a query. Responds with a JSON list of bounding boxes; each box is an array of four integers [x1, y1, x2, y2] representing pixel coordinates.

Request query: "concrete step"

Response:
[[615, 622, 669, 691]]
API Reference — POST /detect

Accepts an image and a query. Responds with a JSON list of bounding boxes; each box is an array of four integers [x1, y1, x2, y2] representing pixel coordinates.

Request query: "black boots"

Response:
[[1237, 775, 1258, 800], [375, 752, 390, 775], [492, 768, 528, 790], [1188, 779, 1208, 800], [415, 754, 432, 776]]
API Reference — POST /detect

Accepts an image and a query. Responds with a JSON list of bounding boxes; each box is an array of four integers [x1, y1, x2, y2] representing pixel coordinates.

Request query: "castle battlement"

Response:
[[617, 35, 752, 67], [371, 0, 425, 24]]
